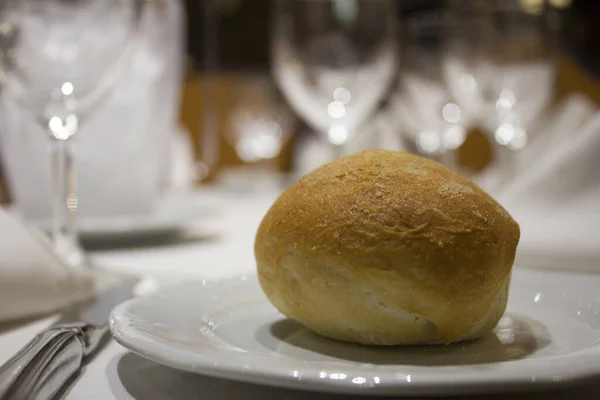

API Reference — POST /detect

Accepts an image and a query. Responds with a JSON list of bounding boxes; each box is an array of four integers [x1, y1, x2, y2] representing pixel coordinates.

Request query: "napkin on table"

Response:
[[0, 208, 94, 323], [474, 93, 598, 194], [494, 106, 600, 272]]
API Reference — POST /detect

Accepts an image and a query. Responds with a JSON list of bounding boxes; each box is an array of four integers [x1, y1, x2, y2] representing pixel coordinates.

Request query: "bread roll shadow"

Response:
[[257, 314, 550, 367]]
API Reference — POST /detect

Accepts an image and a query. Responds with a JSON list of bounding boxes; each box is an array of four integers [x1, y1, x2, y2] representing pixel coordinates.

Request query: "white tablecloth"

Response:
[[1, 190, 599, 400]]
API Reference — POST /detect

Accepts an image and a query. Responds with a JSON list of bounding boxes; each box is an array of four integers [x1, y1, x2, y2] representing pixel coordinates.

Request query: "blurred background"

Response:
[[0, 0, 599, 259], [175, 0, 599, 184], [0, 0, 598, 203]]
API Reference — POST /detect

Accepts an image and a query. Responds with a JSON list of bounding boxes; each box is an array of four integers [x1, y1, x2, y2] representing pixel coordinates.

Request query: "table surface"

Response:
[[1, 189, 600, 400]]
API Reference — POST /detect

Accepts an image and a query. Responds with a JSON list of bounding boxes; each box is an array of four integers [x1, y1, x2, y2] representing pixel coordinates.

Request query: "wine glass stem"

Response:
[[331, 142, 346, 161], [440, 150, 458, 172], [499, 145, 515, 188], [50, 136, 83, 267]]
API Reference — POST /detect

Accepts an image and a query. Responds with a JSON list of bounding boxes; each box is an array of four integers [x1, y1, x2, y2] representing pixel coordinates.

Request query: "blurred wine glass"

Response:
[[272, 0, 397, 160], [0, 0, 142, 266], [387, 10, 471, 171], [443, 0, 557, 184], [225, 75, 295, 168]]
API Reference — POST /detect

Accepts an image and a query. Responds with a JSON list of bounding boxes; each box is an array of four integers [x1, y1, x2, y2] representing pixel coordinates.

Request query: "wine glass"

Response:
[[272, 0, 397, 160], [221, 74, 296, 194], [225, 75, 295, 167], [0, 0, 143, 267], [443, 0, 557, 186], [387, 10, 471, 172]]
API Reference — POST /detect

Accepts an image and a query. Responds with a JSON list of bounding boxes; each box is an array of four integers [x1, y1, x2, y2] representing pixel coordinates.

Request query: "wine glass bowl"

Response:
[[272, 0, 397, 158], [444, 2, 556, 151], [441, 1, 556, 188], [387, 10, 469, 170], [224, 75, 295, 165], [0, 0, 142, 127]]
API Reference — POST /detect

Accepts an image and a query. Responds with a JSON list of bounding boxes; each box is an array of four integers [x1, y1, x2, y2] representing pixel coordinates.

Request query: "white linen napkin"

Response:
[[0, 208, 94, 322], [495, 108, 600, 272], [475, 93, 598, 195]]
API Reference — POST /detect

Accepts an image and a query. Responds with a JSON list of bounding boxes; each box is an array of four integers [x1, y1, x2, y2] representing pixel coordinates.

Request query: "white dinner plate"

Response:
[[109, 268, 600, 396], [31, 194, 211, 240]]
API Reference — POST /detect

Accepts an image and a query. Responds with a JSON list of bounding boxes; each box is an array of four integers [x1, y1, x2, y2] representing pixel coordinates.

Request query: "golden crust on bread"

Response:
[[255, 149, 520, 345]]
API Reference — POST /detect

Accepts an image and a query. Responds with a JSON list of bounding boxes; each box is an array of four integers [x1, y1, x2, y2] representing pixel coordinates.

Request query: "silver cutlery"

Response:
[[0, 279, 137, 400]]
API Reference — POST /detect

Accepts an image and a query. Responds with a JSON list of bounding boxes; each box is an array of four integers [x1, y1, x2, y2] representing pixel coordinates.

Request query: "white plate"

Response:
[[31, 194, 210, 240], [109, 268, 600, 396]]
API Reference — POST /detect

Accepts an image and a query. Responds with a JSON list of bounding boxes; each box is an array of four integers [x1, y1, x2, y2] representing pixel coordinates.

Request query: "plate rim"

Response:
[[109, 269, 600, 396], [29, 194, 211, 237]]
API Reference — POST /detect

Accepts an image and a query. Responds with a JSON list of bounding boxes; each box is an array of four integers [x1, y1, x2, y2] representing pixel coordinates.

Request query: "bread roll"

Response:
[[255, 149, 519, 345]]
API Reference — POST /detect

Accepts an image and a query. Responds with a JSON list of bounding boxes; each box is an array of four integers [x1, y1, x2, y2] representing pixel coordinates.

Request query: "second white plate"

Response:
[[31, 194, 211, 240], [110, 268, 600, 396]]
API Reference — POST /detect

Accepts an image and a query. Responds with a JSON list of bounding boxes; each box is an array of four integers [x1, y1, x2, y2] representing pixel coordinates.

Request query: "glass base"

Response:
[[53, 234, 86, 268]]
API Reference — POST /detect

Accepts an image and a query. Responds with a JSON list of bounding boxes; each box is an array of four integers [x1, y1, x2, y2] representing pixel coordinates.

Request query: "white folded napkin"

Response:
[[475, 93, 598, 194], [495, 107, 600, 272], [507, 195, 600, 272], [0, 208, 94, 323]]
